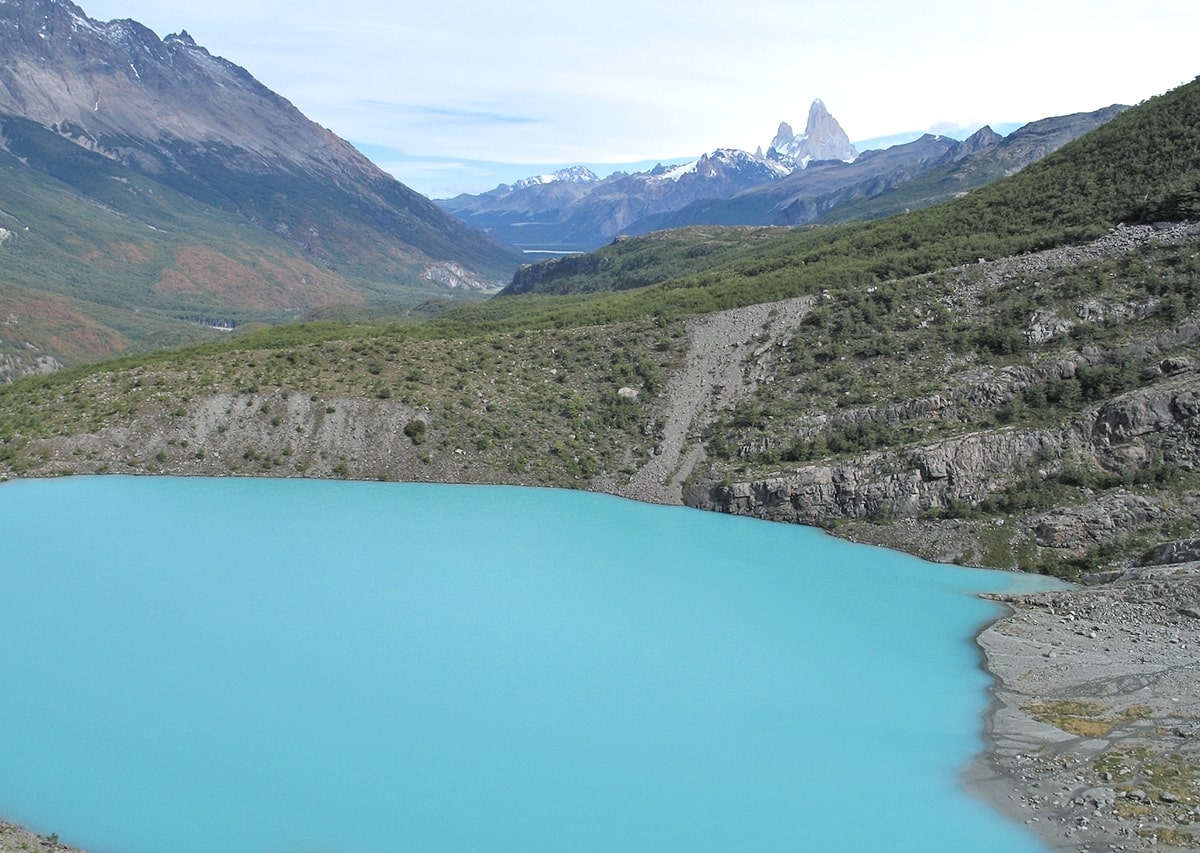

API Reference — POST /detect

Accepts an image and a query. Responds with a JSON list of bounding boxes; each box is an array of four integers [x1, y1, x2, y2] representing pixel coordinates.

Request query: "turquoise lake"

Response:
[[0, 476, 1059, 852]]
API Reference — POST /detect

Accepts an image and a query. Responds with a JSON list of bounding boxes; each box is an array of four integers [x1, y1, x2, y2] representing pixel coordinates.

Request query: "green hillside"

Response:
[[503, 77, 1200, 303], [0, 116, 485, 379], [3, 77, 1200, 578]]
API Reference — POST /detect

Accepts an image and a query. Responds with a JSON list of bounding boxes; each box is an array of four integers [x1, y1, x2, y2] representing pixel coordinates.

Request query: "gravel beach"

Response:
[[969, 565, 1200, 851]]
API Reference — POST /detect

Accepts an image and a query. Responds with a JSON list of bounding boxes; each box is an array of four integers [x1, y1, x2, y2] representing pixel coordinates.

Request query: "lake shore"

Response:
[[967, 564, 1200, 852], [0, 819, 80, 852]]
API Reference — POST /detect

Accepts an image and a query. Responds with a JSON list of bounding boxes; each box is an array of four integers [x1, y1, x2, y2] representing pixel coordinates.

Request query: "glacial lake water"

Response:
[[0, 475, 1061, 852]]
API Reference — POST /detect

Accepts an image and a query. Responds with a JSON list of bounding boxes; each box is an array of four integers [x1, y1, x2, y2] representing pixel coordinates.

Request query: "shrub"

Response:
[[403, 419, 427, 445]]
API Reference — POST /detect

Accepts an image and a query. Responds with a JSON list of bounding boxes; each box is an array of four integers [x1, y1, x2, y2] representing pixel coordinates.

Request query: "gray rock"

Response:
[[1138, 538, 1200, 567]]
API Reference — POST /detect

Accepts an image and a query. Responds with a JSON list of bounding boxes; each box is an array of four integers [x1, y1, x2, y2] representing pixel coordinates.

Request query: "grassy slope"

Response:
[[0, 116, 514, 376], [2, 78, 1200, 576]]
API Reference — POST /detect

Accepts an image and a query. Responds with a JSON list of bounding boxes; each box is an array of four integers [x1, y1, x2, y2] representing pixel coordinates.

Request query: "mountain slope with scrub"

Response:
[[2, 76, 1200, 580], [0, 0, 521, 382]]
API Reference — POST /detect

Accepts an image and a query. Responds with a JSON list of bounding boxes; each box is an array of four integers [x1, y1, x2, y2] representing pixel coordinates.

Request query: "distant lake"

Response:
[[519, 246, 590, 261], [0, 476, 1057, 852]]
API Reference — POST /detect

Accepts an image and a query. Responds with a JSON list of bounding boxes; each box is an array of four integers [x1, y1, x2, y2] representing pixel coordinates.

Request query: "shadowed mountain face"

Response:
[[0, 0, 521, 378]]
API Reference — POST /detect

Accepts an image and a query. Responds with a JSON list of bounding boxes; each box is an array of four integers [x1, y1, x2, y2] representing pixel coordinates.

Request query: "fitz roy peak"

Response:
[[768, 99, 858, 168]]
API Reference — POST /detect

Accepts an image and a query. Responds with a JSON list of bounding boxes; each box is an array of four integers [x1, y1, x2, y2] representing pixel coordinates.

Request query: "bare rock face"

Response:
[[0, 0, 371, 182], [1137, 538, 1200, 567], [692, 428, 1068, 525], [1033, 493, 1165, 548], [767, 98, 858, 167], [1091, 385, 1200, 468], [1026, 307, 1074, 344]]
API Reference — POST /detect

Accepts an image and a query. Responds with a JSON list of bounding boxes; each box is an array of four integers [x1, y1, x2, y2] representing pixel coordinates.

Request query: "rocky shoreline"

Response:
[[0, 820, 77, 853], [968, 563, 1200, 852]]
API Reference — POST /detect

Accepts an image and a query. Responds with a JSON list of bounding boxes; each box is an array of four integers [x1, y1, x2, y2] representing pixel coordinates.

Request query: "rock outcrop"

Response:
[[767, 99, 858, 167], [690, 428, 1069, 523]]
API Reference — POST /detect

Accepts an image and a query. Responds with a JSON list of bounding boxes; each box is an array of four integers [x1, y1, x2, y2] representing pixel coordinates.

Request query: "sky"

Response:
[[78, 0, 1199, 199]]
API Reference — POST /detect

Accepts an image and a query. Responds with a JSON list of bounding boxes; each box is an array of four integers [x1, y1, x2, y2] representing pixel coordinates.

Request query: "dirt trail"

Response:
[[619, 295, 813, 504]]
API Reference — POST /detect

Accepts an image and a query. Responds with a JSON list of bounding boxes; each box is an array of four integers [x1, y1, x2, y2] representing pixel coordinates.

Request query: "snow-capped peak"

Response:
[[648, 148, 791, 182], [767, 99, 857, 169], [512, 165, 599, 189]]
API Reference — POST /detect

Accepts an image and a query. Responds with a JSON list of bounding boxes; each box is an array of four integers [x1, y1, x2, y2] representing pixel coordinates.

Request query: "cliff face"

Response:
[[690, 379, 1200, 528], [690, 427, 1068, 523]]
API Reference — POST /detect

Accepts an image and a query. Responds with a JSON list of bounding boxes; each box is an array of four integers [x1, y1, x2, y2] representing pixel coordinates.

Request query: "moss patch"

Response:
[[1024, 701, 1153, 737]]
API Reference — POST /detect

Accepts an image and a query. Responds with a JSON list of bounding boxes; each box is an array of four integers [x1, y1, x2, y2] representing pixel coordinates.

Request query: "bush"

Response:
[[403, 419, 427, 445]]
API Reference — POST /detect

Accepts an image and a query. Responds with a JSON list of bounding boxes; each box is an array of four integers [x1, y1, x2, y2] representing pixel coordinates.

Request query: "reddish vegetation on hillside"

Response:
[[0, 285, 130, 363], [155, 246, 362, 312]]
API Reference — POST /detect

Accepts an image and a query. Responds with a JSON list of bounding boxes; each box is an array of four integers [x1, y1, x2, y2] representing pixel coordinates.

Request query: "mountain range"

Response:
[[434, 99, 857, 253], [438, 101, 1125, 254], [0, 0, 1141, 383]]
